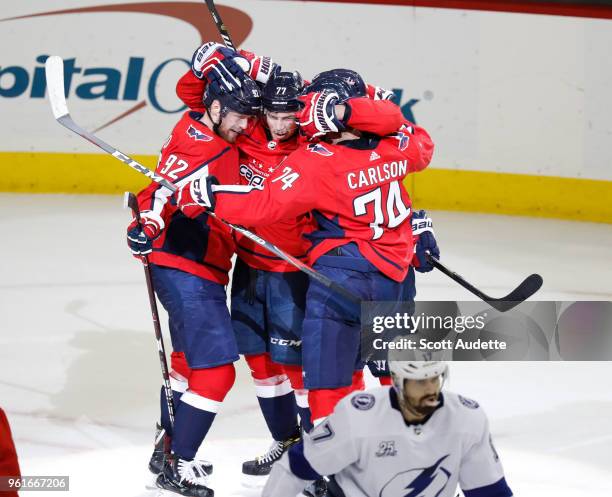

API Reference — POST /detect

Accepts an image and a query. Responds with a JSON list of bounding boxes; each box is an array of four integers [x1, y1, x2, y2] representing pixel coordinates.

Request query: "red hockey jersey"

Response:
[[135, 111, 238, 284], [214, 122, 434, 282], [0, 407, 20, 497], [176, 70, 409, 273]]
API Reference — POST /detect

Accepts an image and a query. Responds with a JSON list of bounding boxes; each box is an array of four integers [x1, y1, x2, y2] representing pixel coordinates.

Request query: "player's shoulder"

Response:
[[294, 141, 337, 161], [442, 391, 488, 428], [338, 386, 391, 418], [170, 111, 229, 151]]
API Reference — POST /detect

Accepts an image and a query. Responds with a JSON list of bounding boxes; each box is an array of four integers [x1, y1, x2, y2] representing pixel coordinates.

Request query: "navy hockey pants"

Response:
[[151, 264, 238, 369]]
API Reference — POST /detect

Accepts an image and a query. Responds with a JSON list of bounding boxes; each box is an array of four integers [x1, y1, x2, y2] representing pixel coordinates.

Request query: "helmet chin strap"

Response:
[[206, 106, 227, 136]]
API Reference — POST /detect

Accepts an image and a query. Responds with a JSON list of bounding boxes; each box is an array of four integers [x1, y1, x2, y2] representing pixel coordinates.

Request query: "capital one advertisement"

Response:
[[2, 0, 612, 180]]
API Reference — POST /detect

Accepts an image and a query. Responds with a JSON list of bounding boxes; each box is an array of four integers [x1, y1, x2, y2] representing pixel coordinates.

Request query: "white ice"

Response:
[[1, 194, 611, 496]]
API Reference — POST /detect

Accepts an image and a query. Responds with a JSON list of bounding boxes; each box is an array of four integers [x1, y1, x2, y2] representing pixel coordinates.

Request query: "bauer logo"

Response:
[[0, 2, 252, 128]]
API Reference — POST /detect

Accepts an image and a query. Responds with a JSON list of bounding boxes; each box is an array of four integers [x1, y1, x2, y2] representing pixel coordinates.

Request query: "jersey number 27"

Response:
[[353, 181, 411, 240]]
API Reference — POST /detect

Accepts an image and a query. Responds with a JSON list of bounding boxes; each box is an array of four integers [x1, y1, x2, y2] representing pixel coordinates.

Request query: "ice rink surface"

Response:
[[1, 194, 611, 496]]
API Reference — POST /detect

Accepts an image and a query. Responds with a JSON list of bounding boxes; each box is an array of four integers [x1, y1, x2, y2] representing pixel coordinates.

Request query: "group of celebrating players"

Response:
[[126, 41, 512, 497]]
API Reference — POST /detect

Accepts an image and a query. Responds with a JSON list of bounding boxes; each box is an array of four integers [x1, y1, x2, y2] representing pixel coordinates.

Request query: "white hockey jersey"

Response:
[[264, 386, 512, 497]]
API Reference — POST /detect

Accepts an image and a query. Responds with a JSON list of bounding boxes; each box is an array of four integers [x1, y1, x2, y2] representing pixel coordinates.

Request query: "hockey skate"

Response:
[[156, 453, 213, 497], [242, 428, 301, 487], [146, 424, 212, 490]]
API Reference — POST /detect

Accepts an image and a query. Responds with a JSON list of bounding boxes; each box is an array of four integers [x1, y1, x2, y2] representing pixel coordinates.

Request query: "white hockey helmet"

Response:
[[388, 361, 448, 391]]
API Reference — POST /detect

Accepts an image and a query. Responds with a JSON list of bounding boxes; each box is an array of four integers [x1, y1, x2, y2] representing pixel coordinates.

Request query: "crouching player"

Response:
[[263, 360, 514, 497]]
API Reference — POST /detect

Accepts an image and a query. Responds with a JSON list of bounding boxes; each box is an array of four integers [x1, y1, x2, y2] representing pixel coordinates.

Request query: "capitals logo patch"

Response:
[[187, 125, 212, 142], [350, 393, 375, 411], [394, 131, 410, 151], [393, 124, 413, 151], [380, 455, 451, 497], [307, 143, 333, 157]]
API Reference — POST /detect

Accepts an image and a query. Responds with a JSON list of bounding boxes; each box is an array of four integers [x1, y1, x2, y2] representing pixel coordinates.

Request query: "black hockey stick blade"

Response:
[[493, 273, 543, 311], [427, 254, 543, 312], [204, 0, 236, 49]]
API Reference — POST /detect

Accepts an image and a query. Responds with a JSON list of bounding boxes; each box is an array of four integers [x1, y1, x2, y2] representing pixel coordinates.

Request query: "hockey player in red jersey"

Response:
[[176, 69, 434, 427], [175, 44, 410, 482], [126, 45, 262, 496], [0, 407, 20, 497], [179, 45, 315, 482]]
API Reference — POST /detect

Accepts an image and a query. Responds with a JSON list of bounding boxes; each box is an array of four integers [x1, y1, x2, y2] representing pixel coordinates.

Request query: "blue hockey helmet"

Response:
[[262, 68, 305, 112], [306, 69, 367, 102], [203, 75, 262, 116]]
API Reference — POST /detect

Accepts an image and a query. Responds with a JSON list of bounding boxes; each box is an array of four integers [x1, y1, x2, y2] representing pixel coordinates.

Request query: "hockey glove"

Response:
[[297, 91, 345, 140], [238, 49, 278, 84], [368, 85, 395, 101], [411, 209, 440, 273], [126, 210, 164, 255], [191, 42, 249, 92], [177, 175, 219, 219]]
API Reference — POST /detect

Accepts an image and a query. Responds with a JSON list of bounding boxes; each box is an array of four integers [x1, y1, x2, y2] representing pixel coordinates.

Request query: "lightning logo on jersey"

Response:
[[380, 455, 451, 497]]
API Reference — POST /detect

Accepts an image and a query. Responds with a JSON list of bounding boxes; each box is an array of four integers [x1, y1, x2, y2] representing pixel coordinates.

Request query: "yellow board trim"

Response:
[[404, 168, 612, 224], [1, 152, 611, 223], [0, 151, 154, 194]]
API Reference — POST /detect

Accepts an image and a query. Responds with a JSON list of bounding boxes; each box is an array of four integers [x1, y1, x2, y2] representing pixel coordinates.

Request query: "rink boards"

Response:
[[1, 0, 611, 222]]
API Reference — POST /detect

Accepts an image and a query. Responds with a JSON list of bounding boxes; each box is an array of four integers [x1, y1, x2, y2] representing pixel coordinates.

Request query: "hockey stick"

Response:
[[45, 55, 360, 306], [426, 254, 543, 312], [204, 0, 236, 50], [124, 192, 175, 427]]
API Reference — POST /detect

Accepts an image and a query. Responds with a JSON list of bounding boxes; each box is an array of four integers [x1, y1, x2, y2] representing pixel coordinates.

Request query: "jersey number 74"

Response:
[[353, 180, 411, 240]]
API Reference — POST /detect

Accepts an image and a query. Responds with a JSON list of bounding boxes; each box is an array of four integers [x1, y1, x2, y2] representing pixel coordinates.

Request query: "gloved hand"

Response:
[[177, 175, 219, 219], [411, 209, 440, 273], [297, 91, 345, 139], [126, 210, 164, 255], [191, 41, 249, 92], [238, 49, 278, 84], [370, 85, 395, 101]]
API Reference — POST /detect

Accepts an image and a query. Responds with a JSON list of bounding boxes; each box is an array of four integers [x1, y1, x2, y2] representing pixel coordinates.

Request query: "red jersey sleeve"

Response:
[[344, 97, 405, 136], [135, 112, 238, 284], [214, 154, 319, 227], [136, 112, 231, 220], [176, 70, 206, 113], [392, 121, 435, 173], [0, 408, 20, 486]]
